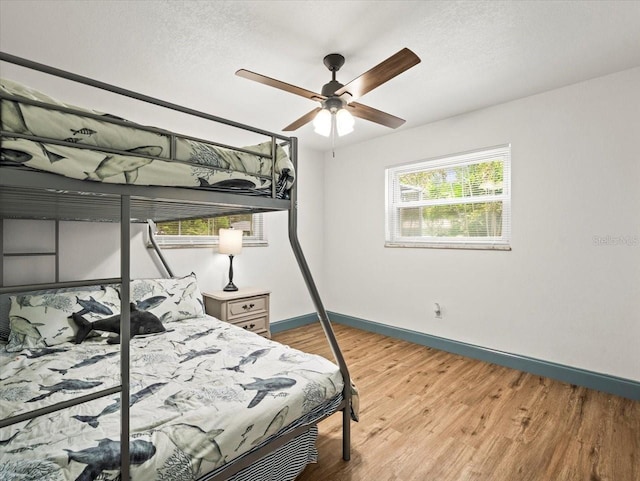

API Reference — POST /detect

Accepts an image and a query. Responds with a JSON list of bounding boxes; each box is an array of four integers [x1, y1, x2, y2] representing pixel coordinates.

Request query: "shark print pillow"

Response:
[[5, 286, 121, 352], [130, 273, 205, 324]]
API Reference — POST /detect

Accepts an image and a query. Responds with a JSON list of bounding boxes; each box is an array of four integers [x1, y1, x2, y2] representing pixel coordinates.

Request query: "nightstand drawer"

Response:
[[227, 295, 268, 320], [233, 315, 268, 333]]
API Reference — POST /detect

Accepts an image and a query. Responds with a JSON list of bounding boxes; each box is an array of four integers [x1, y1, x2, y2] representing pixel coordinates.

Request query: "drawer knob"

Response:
[[242, 323, 256, 330], [242, 303, 255, 310]]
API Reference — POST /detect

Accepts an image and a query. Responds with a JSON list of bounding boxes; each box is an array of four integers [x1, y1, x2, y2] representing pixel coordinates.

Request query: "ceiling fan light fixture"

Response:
[[335, 108, 354, 136], [314, 97, 354, 138], [313, 108, 332, 137]]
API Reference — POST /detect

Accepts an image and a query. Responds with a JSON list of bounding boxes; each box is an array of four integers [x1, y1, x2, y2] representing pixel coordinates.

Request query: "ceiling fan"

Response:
[[236, 48, 421, 137]]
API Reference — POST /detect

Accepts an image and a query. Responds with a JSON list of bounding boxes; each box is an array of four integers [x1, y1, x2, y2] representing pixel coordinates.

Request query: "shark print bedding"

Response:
[[0, 78, 295, 198], [0, 315, 347, 481]]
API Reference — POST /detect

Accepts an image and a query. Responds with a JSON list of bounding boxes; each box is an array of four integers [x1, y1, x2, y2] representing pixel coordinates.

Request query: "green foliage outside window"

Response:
[[398, 161, 504, 239], [157, 214, 255, 237]]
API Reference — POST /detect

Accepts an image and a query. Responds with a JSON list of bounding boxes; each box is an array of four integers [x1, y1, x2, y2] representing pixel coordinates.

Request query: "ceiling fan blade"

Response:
[[334, 48, 421, 101], [283, 107, 322, 131], [347, 102, 405, 129], [236, 69, 326, 101]]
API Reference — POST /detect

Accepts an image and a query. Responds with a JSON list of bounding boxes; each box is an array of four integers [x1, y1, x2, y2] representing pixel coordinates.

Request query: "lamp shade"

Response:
[[335, 108, 354, 136], [219, 228, 243, 255], [313, 108, 332, 137]]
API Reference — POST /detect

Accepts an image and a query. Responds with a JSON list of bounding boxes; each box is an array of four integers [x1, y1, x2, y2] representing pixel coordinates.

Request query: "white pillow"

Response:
[[130, 273, 204, 323]]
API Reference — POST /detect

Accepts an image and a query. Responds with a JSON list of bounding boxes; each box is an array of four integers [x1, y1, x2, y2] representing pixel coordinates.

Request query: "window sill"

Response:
[[147, 240, 268, 249], [385, 242, 511, 251]]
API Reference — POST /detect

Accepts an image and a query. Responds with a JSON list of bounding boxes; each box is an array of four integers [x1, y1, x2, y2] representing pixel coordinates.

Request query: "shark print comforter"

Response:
[[0, 315, 344, 481], [0, 78, 295, 198]]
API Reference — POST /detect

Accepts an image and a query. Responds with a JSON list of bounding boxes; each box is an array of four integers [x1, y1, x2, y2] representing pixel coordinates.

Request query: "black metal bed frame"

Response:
[[0, 52, 351, 480]]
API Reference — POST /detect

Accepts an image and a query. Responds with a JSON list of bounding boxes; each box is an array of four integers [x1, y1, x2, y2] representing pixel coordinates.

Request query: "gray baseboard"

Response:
[[273, 311, 640, 401], [270, 313, 317, 334]]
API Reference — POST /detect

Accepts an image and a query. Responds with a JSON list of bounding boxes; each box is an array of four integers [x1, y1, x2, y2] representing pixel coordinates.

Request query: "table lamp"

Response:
[[219, 228, 243, 291]]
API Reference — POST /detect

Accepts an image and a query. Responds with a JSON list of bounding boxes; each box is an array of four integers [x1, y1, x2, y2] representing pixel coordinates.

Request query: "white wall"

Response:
[[3, 145, 325, 323], [323, 67, 640, 382]]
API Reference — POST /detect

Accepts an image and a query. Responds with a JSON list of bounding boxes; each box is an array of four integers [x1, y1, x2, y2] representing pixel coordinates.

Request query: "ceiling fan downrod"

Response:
[[321, 53, 347, 98]]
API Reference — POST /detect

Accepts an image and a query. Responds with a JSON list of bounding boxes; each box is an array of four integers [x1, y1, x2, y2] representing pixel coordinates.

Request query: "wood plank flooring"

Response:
[[273, 323, 640, 481]]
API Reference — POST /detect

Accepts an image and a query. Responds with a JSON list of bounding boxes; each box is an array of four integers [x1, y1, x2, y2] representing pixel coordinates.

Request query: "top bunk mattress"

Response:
[[0, 78, 295, 198]]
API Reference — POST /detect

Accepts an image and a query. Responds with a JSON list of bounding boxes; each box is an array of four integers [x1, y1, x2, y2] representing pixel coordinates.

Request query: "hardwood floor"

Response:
[[273, 323, 640, 481]]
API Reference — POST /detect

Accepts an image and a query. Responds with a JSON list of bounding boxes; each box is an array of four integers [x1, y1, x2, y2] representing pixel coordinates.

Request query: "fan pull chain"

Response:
[[331, 115, 336, 158]]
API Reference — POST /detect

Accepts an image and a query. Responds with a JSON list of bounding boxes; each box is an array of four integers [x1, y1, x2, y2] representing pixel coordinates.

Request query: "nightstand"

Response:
[[202, 288, 271, 338]]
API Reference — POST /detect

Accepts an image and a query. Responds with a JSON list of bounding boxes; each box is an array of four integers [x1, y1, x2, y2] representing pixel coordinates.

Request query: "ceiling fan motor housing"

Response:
[[321, 80, 346, 98]]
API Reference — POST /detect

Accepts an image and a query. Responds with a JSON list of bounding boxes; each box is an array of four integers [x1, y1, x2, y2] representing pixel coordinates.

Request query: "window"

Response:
[[154, 214, 265, 248], [386, 145, 511, 250]]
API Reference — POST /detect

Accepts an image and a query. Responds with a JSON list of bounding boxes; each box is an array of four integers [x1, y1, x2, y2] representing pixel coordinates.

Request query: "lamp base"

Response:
[[223, 282, 238, 292], [223, 254, 238, 291]]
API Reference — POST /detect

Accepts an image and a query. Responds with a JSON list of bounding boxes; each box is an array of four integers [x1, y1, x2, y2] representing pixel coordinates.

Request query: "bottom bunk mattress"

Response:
[[0, 315, 345, 481]]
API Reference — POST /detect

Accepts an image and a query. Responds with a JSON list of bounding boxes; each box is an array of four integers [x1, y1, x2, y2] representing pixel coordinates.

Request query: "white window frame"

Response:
[[385, 145, 511, 250], [151, 213, 267, 248]]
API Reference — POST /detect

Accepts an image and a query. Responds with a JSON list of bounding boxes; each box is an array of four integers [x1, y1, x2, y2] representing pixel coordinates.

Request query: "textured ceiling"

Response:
[[1, 0, 639, 152]]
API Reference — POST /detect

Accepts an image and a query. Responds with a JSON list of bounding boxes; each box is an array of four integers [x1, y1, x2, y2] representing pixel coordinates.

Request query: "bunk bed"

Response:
[[0, 52, 354, 481]]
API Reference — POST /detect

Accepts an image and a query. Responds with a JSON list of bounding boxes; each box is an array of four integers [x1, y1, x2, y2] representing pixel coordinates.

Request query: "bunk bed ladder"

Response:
[[287, 138, 352, 461]]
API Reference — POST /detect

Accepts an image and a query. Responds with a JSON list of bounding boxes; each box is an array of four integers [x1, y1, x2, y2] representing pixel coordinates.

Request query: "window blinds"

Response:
[[386, 145, 511, 250], [154, 213, 265, 247]]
